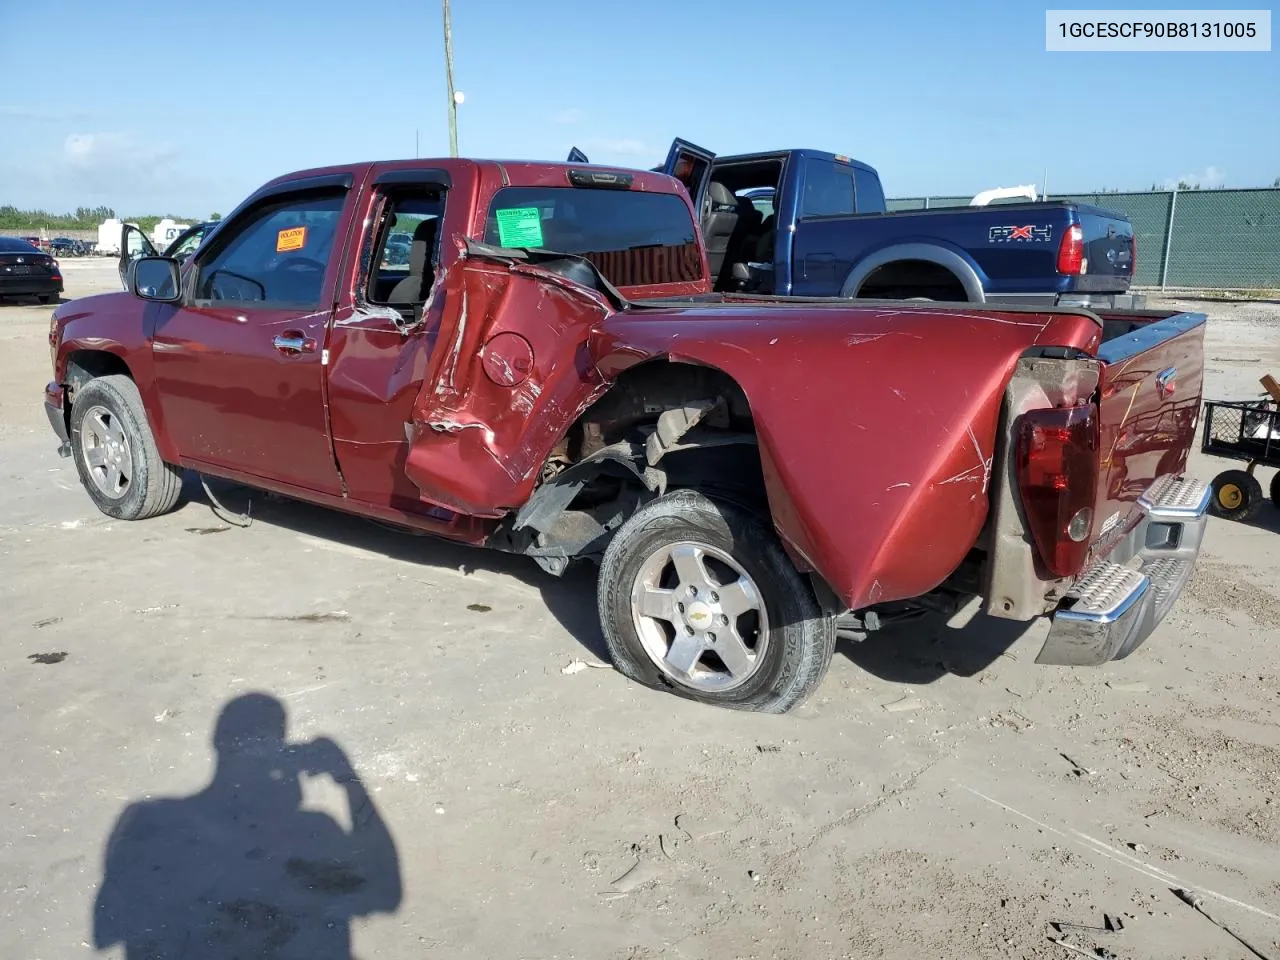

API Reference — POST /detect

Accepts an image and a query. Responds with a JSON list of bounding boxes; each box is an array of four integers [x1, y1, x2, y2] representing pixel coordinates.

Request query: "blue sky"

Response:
[[1, 0, 1275, 216]]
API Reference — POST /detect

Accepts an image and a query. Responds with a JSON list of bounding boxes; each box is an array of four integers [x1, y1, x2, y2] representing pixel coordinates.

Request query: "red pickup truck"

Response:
[[44, 156, 1210, 713]]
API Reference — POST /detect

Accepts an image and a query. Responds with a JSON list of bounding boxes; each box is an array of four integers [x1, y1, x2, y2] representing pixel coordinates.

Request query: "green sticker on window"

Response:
[[495, 207, 544, 248]]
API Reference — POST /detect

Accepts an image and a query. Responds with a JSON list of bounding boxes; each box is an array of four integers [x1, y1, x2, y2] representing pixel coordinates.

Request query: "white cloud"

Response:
[[53, 132, 213, 209], [0, 131, 230, 216], [1162, 165, 1225, 189], [63, 132, 179, 176], [553, 108, 584, 125]]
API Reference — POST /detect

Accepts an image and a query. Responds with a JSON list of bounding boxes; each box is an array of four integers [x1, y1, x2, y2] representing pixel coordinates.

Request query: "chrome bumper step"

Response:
[[1037, 475, 1209, 667], [1139, 474, 1213, 519], [1058, 561, 1149, 624]]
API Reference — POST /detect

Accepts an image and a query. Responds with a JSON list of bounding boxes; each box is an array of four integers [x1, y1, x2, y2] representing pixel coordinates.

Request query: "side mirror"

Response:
[[131, 256, 181, 302]]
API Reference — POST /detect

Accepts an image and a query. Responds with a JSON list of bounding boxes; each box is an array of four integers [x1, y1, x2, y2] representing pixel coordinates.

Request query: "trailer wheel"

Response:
[[1270, 471, 1280, 511], [1208, 469, 1263, 522]]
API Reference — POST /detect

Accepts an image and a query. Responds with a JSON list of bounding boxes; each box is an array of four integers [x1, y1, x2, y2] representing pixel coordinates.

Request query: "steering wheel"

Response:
[[273, 256, 325, 274]]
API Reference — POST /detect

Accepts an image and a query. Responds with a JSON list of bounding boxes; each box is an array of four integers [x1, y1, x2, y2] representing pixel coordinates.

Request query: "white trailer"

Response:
[[97, 218, 126, 256], [151, 219, 191, 249]]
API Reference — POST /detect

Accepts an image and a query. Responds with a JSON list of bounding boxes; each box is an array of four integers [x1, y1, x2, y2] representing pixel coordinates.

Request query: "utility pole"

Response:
[[442, 0, 458, 157]]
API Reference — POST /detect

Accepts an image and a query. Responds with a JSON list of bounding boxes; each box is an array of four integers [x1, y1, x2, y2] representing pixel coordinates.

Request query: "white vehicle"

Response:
[[969, 184, 1039, 206], [96, 218, 128, 256], [150, 218, 191, 249]]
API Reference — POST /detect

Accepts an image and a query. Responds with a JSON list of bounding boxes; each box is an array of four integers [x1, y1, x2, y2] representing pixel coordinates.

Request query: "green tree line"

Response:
[[0, 205, 118, 230], [0, 205, 213, 232]]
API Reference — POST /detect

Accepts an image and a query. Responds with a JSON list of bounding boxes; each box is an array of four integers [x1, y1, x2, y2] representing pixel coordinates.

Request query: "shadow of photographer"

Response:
[[93, 692, 401, 959]]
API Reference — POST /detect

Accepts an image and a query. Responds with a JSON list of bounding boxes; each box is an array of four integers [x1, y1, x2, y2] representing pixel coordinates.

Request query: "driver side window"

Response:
[[194, 191, 345, 308]]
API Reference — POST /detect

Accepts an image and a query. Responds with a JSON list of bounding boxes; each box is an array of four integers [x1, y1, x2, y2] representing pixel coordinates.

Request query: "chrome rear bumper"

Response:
[[1036, 475, 1211, 666]]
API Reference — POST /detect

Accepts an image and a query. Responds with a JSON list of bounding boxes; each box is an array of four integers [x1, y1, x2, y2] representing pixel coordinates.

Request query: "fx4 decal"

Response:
[[988, 224, 1053, 243]]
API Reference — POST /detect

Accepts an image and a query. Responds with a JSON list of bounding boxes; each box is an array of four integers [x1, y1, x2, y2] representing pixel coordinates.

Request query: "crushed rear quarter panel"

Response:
[[592, 302, 1101, 609]]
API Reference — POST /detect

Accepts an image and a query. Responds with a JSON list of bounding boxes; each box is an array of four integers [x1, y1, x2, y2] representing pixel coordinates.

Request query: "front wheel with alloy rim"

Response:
[[69, 374, 183, 520], [1207, 468, 1263, 522], [597, 489, 836, 713]]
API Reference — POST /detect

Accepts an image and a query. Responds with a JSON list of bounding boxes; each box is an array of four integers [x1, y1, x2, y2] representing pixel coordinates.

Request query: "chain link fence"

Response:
[[887, 188, 1280, 293]]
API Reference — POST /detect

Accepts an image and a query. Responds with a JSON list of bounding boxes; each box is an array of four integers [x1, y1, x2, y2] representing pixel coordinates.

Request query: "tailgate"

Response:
[[1078, 204, 1135, 281], [1089, 310, 1206, 559]]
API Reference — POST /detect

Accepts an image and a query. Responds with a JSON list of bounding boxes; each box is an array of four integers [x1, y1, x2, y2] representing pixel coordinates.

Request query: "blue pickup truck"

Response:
[[572, 140, 1140, 308]]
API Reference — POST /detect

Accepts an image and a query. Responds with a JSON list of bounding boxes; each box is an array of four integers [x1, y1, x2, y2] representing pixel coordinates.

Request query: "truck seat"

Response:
[[387, 218, 439, 307], [717, 194, 763, 289], [753, 214, 776, 263], [703, 182, 740, 281]]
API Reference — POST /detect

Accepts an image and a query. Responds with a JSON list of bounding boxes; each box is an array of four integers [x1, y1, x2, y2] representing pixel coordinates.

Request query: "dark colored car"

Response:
[[383, 232, 412, 266], [52, 237, 93, 257], [50, 237, 91, 257], [0, 236, 63, 304]]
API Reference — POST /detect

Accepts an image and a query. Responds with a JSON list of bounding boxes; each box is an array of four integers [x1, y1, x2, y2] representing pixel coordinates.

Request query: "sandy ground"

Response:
[[2, 260, 1279, 960]]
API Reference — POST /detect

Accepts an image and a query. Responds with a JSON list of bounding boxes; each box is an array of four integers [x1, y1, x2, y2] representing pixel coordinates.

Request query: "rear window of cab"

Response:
[[482, 187, 703, 287]]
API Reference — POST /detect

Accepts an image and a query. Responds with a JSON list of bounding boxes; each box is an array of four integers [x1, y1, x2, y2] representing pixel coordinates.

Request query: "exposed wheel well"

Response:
[[59, 351, 135, 437], [491, 359, 770, 573], [855, 259, 969, 301], [65, 351, 133, 400]]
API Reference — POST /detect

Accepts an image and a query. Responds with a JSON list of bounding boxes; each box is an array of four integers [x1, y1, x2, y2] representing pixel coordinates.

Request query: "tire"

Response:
[[37, 294, 55, 305], [1270, 471, 1280, 511], [69, 374, 183, 520], [597, 488, 836, 713], [1208, 468, 1263, 522]]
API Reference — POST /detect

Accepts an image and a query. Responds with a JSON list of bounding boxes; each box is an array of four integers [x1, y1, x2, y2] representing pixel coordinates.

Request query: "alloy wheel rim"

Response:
[[80, 405, 133, 500], [629, 540, 769, 693]]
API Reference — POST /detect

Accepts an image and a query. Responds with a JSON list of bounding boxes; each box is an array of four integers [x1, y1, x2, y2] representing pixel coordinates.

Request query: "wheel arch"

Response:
[[60, 347, 179, 463], [64, 348, 133, 389], [496, 355, 838, 606], [840, 242, 986, 302]]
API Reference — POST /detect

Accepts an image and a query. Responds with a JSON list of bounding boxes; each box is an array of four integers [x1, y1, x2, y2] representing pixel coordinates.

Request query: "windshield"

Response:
[[483, 186, 703, 287]]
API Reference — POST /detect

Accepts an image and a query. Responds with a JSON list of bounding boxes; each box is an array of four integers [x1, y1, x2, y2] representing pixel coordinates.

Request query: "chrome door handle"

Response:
[[272, 334, 316, 354]]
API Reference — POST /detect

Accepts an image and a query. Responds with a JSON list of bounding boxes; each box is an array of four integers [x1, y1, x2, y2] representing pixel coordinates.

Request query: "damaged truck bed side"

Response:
[[44, 157, 1210, 713]]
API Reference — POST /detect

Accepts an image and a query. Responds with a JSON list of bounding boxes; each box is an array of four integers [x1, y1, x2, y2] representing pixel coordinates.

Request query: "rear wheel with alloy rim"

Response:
[[597, 489, 836, 713]]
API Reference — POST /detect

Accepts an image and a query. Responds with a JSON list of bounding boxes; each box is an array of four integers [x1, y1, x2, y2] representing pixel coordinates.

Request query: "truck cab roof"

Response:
[[713, 148, 880, 178], [254, 158, 690, 196], [209, 156, 712, 303]]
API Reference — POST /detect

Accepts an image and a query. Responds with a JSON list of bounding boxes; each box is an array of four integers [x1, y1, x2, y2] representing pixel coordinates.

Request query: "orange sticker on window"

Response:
[[276, 226, 307, 252]]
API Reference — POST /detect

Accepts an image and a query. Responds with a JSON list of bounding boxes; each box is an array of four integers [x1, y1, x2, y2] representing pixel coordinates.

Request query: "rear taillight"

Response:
[[1015, 404, 1099, 578], [1056, 223, 1084, 275]]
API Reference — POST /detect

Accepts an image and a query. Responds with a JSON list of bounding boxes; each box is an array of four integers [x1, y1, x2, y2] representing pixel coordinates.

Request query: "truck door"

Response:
[[118, 223, 158, 290], [324, 168, 455, 513], [148, 175, 358, 494], [661, 139, 716, 221]]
